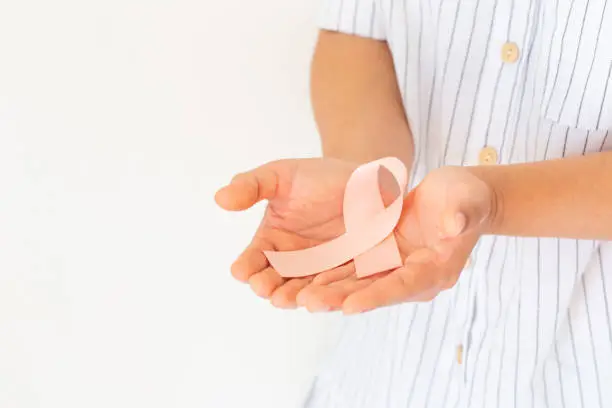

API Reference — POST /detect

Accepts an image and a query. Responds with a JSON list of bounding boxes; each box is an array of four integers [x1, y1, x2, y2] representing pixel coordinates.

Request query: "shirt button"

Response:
[[478, 146, 498, 165], [456, 344, 464, 364], [502, 42, 520, 63]]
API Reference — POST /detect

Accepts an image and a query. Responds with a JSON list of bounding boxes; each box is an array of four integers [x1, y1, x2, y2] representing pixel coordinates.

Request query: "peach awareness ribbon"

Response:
[[263, 157, 408, 279]]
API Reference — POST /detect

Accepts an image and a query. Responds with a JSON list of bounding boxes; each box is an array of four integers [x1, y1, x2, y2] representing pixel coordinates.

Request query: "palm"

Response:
[[297, 166, 492, 313], [216, 158, 362, 306], [259, 158, 356, 249]]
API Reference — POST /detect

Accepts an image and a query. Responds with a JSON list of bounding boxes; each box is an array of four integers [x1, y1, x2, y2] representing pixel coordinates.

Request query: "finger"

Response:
[[433, 237, 463, 264], [311, 262, 355, 285], [434, 233, 479, 267], [404, 247, 438, 264], [440, 273, 459, 291], [342, 262, 437, 314], [215, 163, 281, 211], [404, 246, 461, 290], [270, 277, 313, 309], [249, 267, 286, 299], [410, 287, 443, 302], [231, 237, 273, 282], [297, 276, 376, 312]]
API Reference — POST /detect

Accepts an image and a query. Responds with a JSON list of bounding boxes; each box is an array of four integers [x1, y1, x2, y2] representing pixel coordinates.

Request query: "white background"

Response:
[[0, 1, 340, 407]]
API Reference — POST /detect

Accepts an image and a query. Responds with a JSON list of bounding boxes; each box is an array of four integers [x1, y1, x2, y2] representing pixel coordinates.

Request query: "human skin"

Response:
[[215, 31, 612, 314]]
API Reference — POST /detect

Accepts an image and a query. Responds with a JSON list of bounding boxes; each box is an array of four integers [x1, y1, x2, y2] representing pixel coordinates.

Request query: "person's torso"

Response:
[[307, 0, 612, 407]]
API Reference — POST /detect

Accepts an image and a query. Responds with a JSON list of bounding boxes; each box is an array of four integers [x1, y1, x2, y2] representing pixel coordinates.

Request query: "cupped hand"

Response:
[[296, 166, 496, 314], [215, 158, 369, 308]]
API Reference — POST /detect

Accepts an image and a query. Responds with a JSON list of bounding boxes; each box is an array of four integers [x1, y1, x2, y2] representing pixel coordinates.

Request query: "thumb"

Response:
[[440, 212, 468, 239], [435, 206, 487, 263], [215, 163, 280, 211], [439, 194, 491, 239]]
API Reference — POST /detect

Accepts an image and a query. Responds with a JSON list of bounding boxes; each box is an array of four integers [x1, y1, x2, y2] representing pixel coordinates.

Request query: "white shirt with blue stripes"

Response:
[[305, 0, 612, 407]]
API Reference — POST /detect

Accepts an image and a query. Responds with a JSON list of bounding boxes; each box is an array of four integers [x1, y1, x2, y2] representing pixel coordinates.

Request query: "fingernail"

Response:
[[308, 303, 331, 313], [343, 304, 367, 315], [270, 296, 296, 309], [443, 212, 467, 238]]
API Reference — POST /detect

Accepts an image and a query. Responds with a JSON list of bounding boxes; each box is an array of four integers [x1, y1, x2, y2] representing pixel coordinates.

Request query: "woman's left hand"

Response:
[[295, 166, 498, 314]]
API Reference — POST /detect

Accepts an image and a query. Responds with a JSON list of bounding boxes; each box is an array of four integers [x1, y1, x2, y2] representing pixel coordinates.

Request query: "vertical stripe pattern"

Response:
[[307, 0, 612, 407]]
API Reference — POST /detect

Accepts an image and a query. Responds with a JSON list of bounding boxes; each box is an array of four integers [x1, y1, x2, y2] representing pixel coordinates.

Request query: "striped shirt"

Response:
[[305, 0, 612, 407]]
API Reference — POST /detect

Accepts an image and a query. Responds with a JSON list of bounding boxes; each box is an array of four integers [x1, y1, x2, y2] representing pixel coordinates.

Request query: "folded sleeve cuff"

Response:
[[317, 0, 386, 40]]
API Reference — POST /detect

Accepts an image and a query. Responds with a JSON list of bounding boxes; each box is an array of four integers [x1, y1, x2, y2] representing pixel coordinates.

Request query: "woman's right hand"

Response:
[[215, 158, 363, 308]]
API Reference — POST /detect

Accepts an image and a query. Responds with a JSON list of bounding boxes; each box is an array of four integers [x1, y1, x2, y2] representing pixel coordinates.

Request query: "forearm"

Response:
[[470, 151, 612, 240], [311, 30, 414, 167]]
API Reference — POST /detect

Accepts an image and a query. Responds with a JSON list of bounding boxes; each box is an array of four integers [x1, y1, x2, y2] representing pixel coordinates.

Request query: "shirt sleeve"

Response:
[[317, 0, 386, 40]]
